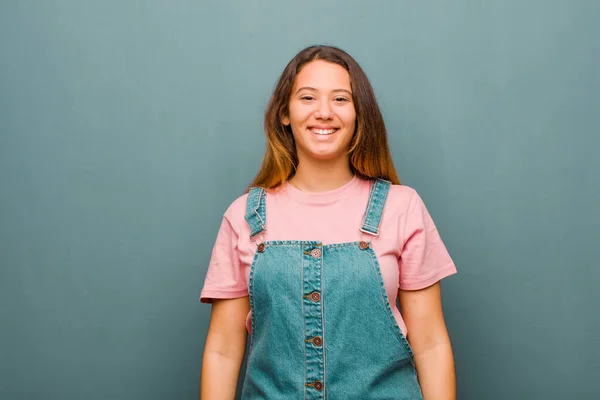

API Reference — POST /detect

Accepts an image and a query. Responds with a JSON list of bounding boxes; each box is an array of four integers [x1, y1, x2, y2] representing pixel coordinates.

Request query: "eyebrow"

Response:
[[294, 86, 353, 96]]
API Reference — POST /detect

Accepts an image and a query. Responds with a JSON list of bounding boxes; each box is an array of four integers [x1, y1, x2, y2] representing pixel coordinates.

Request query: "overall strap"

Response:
[[245, 187, 267, 238], [360, 179, 391, 237]]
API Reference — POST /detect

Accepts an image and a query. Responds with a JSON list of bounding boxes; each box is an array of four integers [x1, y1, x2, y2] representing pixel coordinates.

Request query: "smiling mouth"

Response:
[[310, 128, 338, 135]]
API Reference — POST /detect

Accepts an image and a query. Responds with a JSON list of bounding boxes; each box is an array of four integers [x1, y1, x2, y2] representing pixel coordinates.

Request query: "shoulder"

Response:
[[222, 185, 286, 232], [222, 192, 250, 232], [385, 183, 418, 213]]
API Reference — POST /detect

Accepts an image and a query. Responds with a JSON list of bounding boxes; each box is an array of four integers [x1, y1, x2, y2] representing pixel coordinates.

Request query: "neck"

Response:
[[290, 156, 354, 192]]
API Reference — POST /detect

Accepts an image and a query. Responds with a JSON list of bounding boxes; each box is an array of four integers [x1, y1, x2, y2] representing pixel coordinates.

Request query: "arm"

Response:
[[200, 296, 250, 400], [398, 283, 456, 400]]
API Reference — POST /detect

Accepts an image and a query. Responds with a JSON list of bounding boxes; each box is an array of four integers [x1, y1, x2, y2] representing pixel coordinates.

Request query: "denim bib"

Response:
[[241, 179, 423, 399]]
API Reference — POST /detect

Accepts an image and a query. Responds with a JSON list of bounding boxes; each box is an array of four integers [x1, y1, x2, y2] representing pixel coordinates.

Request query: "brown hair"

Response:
[[248, 45, 400, 191]]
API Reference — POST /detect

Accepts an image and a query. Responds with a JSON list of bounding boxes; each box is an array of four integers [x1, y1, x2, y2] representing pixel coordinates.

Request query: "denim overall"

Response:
[[241, 179, 423, 399]]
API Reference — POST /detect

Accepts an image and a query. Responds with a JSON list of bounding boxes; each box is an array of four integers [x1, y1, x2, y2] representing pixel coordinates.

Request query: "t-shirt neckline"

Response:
[[284, 175, 362, 205]]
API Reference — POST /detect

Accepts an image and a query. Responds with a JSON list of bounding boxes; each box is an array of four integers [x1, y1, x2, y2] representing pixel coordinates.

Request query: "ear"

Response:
[[281, 114, 290, 126]]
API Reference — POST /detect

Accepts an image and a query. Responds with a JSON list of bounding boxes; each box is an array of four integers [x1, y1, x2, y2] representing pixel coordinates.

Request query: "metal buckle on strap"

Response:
[[359, 227, 379, 238]]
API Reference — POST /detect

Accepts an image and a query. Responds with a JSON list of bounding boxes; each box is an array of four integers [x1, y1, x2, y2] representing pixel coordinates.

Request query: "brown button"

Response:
[[312, 336, 323, 346], [257, 243, 266, 252], [310, 248, 321, 258], [309, 292, 320, 302], [359, 241, 370, 250], [313, 380, 323, 391]]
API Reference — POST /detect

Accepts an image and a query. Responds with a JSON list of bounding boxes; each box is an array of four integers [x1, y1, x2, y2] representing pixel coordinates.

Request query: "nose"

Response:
[[314, 99, 333, 120]]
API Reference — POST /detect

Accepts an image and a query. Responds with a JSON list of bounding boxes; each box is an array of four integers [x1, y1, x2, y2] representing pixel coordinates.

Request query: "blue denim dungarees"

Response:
[[241, 179, 423, 399]]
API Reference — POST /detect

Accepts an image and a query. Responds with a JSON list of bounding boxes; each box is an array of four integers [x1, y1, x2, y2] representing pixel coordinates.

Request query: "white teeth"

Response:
[[311, 128, 337, 135]]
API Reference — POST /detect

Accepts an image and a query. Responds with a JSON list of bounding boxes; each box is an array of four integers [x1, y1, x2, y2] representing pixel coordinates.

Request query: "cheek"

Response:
[[341, 110, 357, 131], [288, 105, 312, 127]]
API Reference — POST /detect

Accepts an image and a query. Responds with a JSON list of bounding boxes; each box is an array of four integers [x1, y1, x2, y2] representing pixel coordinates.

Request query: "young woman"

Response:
[[200, 45, 457, 399]]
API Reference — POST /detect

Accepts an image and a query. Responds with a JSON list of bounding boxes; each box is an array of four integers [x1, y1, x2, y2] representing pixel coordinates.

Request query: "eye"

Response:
[[300, 95, 315, 101], [334, 96, 349, 102]]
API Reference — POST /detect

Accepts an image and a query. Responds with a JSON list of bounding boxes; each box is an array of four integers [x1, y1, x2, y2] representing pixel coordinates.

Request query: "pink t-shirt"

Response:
[[200, 176, 456, 336]]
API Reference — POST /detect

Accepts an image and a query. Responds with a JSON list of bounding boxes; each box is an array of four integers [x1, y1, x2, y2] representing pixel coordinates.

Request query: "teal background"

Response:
[[1, 1, 599, 399]]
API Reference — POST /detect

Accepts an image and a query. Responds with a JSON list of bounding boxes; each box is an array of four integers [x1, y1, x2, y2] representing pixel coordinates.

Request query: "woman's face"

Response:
[[282, 60, 356, 163]]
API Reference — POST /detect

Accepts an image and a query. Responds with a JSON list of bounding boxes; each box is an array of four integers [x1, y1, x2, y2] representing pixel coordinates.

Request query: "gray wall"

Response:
[[1, 1, 599, 399]]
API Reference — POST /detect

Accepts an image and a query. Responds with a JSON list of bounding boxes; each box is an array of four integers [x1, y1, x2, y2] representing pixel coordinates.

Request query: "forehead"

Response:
[[293, 60, 351, 91]]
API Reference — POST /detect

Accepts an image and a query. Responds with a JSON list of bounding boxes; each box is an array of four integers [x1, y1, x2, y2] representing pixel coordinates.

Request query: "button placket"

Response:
[[302, 244, 325, 396]]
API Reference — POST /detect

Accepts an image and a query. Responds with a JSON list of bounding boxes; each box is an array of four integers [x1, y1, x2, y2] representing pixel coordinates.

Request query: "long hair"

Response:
[[248, 45, 400, 191]]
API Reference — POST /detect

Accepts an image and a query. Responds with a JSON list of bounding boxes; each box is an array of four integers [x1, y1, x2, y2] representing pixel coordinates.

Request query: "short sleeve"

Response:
[[200, 214, 248, 303], [398, 190, 457, 290]]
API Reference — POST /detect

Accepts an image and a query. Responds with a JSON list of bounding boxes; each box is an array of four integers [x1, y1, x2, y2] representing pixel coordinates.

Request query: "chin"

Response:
[[308, 151, 345, 161]]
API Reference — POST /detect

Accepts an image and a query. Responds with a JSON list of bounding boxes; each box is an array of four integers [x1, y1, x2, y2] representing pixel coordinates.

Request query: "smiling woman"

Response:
[[280, 62, 356, 181], [282, 60, 356, 167], [253, 45, 400, 193], [200, 45, 457, 399]]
